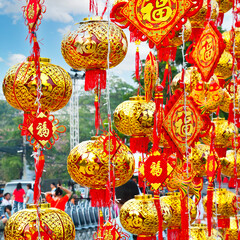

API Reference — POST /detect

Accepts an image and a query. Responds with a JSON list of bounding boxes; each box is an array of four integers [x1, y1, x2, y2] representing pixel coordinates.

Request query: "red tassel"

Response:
[[90, 188, 111, 208], [130, 136, 149, 153], [154, 192, 163, 240], [135, 46, 140, 82], [216, 12, 224, 26], [94, 95, 100, 133], [85, 69, 106, 91], [207, 182, 214, 236], [215, 147, 227, 158], [181, 197, 189, 240], [228, 101, 234, 124], [157, 47, 177, 62], [34, 150, 45, 204], [167, 228, 181, 240]]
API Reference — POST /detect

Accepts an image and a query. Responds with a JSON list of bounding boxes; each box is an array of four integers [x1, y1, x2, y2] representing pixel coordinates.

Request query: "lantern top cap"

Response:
[[26, 203, 50, 209], [82, 16, 103, 22], [191, 223, 207, 229], [129, 96, 146, 101], [134, 194, 152, 200], [166, 192, 180, 197]]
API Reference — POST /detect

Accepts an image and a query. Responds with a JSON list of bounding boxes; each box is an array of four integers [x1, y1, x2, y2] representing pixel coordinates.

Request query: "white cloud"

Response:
[[0, 57, 3, 62], [58, 25, 76, 36], [7, 54, 26, 66]]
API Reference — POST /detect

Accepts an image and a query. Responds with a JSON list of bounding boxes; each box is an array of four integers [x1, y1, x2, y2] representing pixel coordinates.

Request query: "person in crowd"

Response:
[[45, 184, 72, 211], [50, 183, 56, 197], [1, 193, 11, 206], [115, 179, 140, 240], [4, 205, 12, 219], [0, 215, 7, 230], [25, 184, 34, 204], [70, 194, 78, 205], [0, 189, 3, 204], [12, 183, 25, 212]]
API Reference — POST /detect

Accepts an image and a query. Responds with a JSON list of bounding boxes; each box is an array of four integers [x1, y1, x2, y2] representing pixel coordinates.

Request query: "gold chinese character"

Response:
[[36, 121, 50, 138], [28, 3, 35, 19], [150, 161, 162, 177]]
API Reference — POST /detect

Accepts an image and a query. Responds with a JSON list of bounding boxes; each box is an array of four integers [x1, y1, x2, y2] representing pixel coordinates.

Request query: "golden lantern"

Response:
[[168, 19, 192, 47], [113, 95, 155, 152], [189, 143, 210, 177], [220, 150, 240, 178], [214, 51, 233, 81], [67, 133, 135, 206], [228, 216, 240, 240], [202, 188, 237, 237], [3, 57, 72, 113], [190, 224, 223, 240], [216, 0, 233, 15], [4, 203, 75, 239], [201, 118, 236, 157], [171, 67, 202, 95], [189, 0, 219, 29], [160, 192, 197, 239], [120, 194, 172, 239], [61, 16, 128, 91], [223, 28, 240, 69]]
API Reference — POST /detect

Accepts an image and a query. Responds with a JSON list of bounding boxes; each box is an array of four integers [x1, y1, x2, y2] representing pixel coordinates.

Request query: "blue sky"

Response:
[[0, 0, 233, 98]]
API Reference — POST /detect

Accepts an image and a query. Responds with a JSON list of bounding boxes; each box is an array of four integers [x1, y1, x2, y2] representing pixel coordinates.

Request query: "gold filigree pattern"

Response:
[[190, 224, 223, 240]]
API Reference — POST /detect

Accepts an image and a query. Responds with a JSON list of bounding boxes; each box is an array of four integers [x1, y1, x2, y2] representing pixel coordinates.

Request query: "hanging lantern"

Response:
[[160, 192, 197, 240], [202, 188, 237, 237], [113, 96, 155, 153], [4, 203, 75, 239], [120, 194, 172, 240], [67, 133, 135, 207], [228, 216, 240, 240], [171, 67, 202, 95], [190, 223, 223, 240], [61, 16, 128, 91], [220, 150, 240, 178], [189, 0, 219, 40], [214, 50, 233, 86], [216, 0, 233, 25], [201, 118, 236, 157], [223, 28, 240, 69], [158, 19, 192, 61], [189, 143, 210, 177], [3, 57, 72, 113]]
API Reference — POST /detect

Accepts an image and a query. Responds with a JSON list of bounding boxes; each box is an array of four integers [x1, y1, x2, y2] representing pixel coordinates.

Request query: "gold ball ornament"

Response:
[[113, 96, 155, 137], [61, 17, 128, 71], [3, 58, 72, 113], [201, 118, 236, 148], [220, 150, 240, 178], [120, 194, 172, 237], [189, 0, 219, 28], [214, 51, 233, 80], [223, 28, 240, 59], [67, 136, 135, 189], [168, 19, 192, 47], [190, 224, 223, 240], [202, 188, 237, 218], [4, 203, 75, 240], [160, 192, 197, 229]]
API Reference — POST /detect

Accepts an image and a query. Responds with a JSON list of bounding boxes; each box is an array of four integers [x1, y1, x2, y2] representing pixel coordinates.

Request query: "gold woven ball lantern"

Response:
[[4, 203, 75, 240], [203, 188, 237, 237], [113, 95, 155, 153], [190, 223, 223, 240], [228, 216, 240, 240], [3, 57, 72, 113], [201, 118, 236, 157], [160, 192, 197, 240], [120, 194, 172, 239], [220, 150, 240, 178], [61, 16, 128, 91], [67, 134, 135, 206]]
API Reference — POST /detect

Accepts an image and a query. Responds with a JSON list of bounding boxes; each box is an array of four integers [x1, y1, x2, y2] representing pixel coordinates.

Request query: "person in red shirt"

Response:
[[12, 183, 26, 213], [45, 184, 72, 211]]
